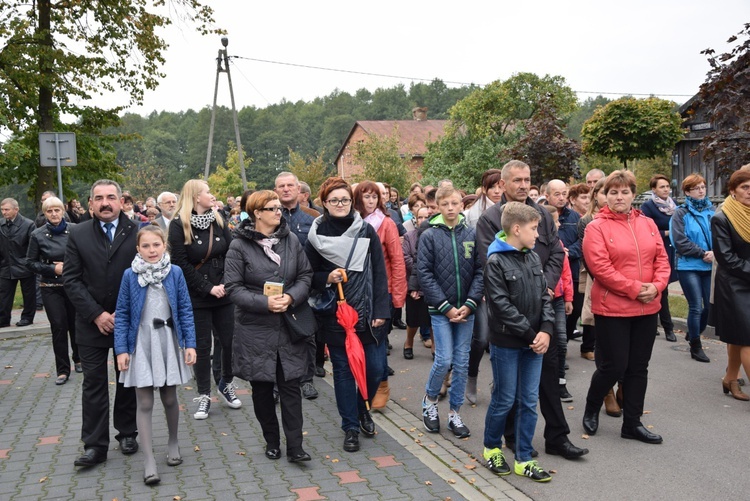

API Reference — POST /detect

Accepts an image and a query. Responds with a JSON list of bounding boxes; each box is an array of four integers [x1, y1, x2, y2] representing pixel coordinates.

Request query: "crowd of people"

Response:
[[2, 160, 748, 486]]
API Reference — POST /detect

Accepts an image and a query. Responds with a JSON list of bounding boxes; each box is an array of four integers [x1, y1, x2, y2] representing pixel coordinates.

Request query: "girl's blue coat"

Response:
[[114, 266, 197, 355]]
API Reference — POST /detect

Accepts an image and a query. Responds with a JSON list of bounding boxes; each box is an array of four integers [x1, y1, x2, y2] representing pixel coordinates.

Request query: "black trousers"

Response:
[[0, 276, 36, 325], [250, 355, 304, 455], [505, 338, 570, 446], [657, 288, 674, 331], [301, 330, 318, 383], [78, 344, 137, 453], [42, 287, 79, 376], [585, 314, 657, 428], [194, 303, 234, 395], [565, 287, 584, 339]]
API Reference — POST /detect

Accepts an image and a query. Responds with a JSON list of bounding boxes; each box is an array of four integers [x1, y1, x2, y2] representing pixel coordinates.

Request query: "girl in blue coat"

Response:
[[114, 226, 197, 485]]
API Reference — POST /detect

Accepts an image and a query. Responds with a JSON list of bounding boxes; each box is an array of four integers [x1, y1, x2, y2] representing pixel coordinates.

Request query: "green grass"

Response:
[[668, 294, 688, 319]]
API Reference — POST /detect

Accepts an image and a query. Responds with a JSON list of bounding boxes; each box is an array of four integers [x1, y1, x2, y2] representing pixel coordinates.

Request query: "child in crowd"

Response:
[[482, 202, 555, 483], [114, 226, 197, 486], [544, 205, 574, 402], [417, 186, 483, 438]]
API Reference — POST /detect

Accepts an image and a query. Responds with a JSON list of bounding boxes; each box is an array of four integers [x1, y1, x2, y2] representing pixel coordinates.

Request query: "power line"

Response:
[[230, 55, 695, 98]]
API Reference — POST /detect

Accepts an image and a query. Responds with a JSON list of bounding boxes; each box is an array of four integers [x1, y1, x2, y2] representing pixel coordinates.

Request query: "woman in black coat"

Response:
[[225, 190, 312, 462], [712, 169, 750, 400], [26, 196, 80, 385], [169, 180, 239, 420], [639, 174, 679, 342]]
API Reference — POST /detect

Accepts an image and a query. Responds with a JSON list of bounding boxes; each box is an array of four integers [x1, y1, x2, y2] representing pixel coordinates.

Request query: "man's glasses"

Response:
[[259, 206, 283, 213], [326, 198, 352, 206]]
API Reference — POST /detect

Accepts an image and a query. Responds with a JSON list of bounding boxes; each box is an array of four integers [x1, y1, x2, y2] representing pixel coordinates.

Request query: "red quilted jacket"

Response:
[[582, 206, 670, 317]]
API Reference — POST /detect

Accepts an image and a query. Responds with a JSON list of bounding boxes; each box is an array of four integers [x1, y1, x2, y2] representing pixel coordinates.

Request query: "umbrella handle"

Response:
[[335, 268, 348, 300]]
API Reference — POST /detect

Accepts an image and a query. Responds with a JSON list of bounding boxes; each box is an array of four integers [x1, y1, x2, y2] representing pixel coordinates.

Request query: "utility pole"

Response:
[[204, 37, 248, 190]]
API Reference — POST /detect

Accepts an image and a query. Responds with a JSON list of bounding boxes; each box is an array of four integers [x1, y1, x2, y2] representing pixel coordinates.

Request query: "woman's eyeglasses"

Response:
[[326, 198, 352, 206], [259, 206, 283, 213]]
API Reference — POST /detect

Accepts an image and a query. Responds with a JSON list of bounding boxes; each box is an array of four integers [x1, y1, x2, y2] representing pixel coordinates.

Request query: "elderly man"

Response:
[[586, 169, 605, 188], [477, 161, 588, 460], [0, 198, 36, 327], [298, 181, 323, 214], [275, 171, 322, 400], [64, 180, 139, 468], [155, 191, 178, 230]]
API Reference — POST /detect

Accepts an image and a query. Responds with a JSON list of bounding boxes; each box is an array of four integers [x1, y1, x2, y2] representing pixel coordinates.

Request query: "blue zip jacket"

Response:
[[114, 266, 197, 355], [669, 202, 714, 272], [417, 214, 483, 315]]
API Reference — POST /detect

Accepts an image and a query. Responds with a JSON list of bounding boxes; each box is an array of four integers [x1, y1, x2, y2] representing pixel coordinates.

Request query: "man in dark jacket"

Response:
[[476, 160, 587, 460], [0, 198, 36, 327], [64, 180, 139, 468]]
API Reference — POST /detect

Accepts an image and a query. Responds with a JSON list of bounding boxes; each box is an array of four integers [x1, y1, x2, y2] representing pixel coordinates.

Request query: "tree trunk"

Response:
[[35, 0, 57, 207]]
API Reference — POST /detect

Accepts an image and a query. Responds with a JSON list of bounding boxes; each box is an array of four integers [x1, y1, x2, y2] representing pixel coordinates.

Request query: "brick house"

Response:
[[334, 108, 447, 180]]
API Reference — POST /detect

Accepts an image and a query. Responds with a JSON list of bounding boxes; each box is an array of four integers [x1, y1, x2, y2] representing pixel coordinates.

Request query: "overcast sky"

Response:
[[116, 0, 749, 115]]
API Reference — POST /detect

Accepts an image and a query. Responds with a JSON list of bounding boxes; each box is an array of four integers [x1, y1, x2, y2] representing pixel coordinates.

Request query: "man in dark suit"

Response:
[[0, 198, 36, 327], [155, 191, 177, 231], [64, 179, 139, 467]]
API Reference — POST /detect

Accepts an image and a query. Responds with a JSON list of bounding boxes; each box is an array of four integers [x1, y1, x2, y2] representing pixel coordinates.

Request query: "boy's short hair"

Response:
[[425, 187, 438, 203], [501, 202, 541, 233], [543, 204, 559, 219], [435, 186, 458, 202]]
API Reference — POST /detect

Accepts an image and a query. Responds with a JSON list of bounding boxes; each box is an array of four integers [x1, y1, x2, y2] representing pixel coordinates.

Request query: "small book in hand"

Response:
[[263, 281, 284, 297]]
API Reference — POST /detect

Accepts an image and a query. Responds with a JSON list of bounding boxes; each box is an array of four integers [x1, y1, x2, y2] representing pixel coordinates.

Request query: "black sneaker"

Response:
[[483, 447, 510, 475], [447, 412, 471, 438], [560, 384, 573, 402], [422, 395, 440, 433], [343, 429, 360, 452], [301, 381, 319, 400]]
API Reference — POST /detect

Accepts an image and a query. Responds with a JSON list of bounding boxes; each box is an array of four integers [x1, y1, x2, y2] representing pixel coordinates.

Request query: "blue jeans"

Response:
[[552, 296, 567, 380], [328, 341, 384, 432], [483, 345, 543, 462], [678, 270, 711, 341], [425, 313, 474, 411]]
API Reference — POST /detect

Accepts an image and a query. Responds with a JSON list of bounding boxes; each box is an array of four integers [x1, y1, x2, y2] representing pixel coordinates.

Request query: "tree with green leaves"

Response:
[[287, 149, 331, 193], [352, 126, 414, 194], [207, 142, 255, 201], [0, 0, 221, 204], [581, 97, 684, 170], [423, 72, 578, 189]]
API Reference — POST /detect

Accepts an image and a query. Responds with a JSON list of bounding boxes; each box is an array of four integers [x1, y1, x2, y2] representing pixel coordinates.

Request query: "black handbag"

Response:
[[283, 303, 318, 343], [308, 232, 360, 314]]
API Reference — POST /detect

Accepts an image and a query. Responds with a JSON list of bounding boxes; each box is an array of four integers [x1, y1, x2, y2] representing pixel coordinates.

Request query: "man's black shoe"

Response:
[[119, 436, 139, 455], [74, 449, 107, 467], [545, 440, 589, 459], [15, 319, 32, 327], [664, 329, 677, 342], [582, 411, 599, 435], [288, 450, 311, 463], [505, 440, 538, 457], [343, 429, 360, 452], [392, 319, 407, 330], [621, 425, 663, 444], [359, 412, 375, 437], [315, 366, 326, 378]]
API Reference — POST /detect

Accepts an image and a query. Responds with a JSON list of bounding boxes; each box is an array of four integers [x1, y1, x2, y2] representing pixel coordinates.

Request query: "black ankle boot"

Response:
[[690, 338, 710, 363], [582, 408, 599, 435]]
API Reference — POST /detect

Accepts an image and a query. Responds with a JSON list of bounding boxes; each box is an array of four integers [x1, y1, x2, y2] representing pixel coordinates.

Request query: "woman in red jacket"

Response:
[[581, 170, 670, 444], [354, 181, 407, 409]]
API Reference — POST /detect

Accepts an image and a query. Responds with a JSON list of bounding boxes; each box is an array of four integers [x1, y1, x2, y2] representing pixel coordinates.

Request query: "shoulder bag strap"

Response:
[[194, 223, 214, 271]]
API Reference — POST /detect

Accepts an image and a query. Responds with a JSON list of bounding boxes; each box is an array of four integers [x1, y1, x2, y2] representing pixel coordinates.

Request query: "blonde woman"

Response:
[[168, 180, 240, 420]]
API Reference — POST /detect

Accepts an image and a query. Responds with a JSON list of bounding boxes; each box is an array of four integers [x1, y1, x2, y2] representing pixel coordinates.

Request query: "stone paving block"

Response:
[[290, 485, 326, 501]]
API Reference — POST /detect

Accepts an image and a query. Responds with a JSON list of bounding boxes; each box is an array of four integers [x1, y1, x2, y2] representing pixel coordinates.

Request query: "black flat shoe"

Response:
[[621, 425, 663, 444], [315, 366, 326, 378], [144, 473, 160, 485], [403, 347, 414, 360], [387, 366, 395, 376], [582, 411, 599, 435], [392, 319, 407, 330], [343, 430, 360, 452], [74, 363, 83, 373], [545, 440, 589, 459], [359, 412, 375, 437], [119, 436, 138, 455], [664, 330, 677, 342], [15, 319, 32, 327], [265, 448, 281, 460], [288, 451, 311, 463], [74, 449, 107, 467], [55, 375, 68, 385]]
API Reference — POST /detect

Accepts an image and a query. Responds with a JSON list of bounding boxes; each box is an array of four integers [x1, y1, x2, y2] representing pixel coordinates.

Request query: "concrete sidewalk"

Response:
[[0, 311, 527, 501]]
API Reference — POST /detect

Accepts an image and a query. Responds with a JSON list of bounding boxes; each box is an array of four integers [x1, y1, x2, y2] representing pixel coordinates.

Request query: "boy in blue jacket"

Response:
[[417, 186, 483, 438], [482, 202, 554, 483]]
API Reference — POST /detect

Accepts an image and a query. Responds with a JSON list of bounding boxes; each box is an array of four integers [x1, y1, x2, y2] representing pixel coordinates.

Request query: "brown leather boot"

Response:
[[371, 381, 390, 409], [615, 384, 624, 408], [722, 379, 750, 401], [604, 388, 622, 417]]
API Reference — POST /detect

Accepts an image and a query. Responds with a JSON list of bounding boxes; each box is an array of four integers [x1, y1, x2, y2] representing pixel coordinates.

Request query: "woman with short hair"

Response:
[[581, 170, 670, 444]]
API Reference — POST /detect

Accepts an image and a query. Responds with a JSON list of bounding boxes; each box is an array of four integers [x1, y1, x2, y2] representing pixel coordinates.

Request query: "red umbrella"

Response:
[[334, 268, 370, 409]]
